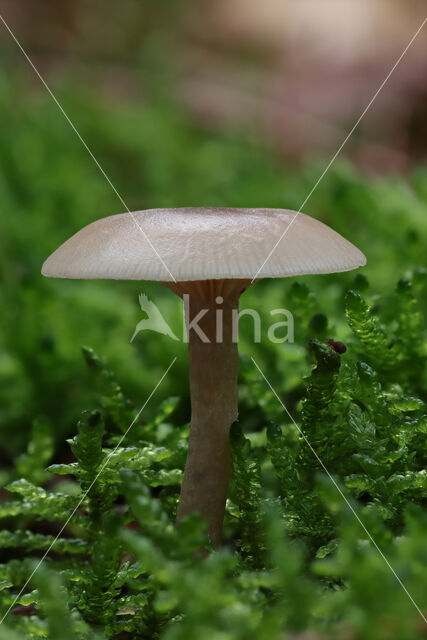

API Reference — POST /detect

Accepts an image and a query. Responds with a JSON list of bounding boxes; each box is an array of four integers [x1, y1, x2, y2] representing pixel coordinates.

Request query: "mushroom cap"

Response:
[[42, 207, 366, 282]]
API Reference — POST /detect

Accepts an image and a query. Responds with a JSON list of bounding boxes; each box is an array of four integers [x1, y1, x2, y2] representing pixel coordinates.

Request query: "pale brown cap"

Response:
[[42, 207, 366, 282]]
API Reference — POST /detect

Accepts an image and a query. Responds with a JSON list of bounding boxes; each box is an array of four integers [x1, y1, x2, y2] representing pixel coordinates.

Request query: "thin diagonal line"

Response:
[[251, 17, 427, 283], [0, 12, 176, 283], [0, 357, 177, 625], [251, 356, 427, 624]]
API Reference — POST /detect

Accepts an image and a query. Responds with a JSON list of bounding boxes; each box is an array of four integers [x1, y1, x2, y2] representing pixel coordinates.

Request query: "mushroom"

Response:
[[42, 207, 365, 547]]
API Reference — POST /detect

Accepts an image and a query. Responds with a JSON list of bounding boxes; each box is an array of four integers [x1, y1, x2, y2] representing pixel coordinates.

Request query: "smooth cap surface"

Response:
[[42, 207, 366, 282]]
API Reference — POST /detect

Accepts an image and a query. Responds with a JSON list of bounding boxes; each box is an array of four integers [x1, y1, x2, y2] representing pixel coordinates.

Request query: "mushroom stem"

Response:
[[166, 280, 245, 547]]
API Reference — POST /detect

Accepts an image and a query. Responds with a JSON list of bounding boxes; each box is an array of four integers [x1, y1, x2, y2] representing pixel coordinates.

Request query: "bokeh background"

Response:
[[1, 0, 426, 460]]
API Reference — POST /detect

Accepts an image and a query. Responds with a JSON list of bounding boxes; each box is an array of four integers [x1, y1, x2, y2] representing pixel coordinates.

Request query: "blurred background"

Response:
[[2, 0, 427, 170], [0, 0, 426, 459]]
